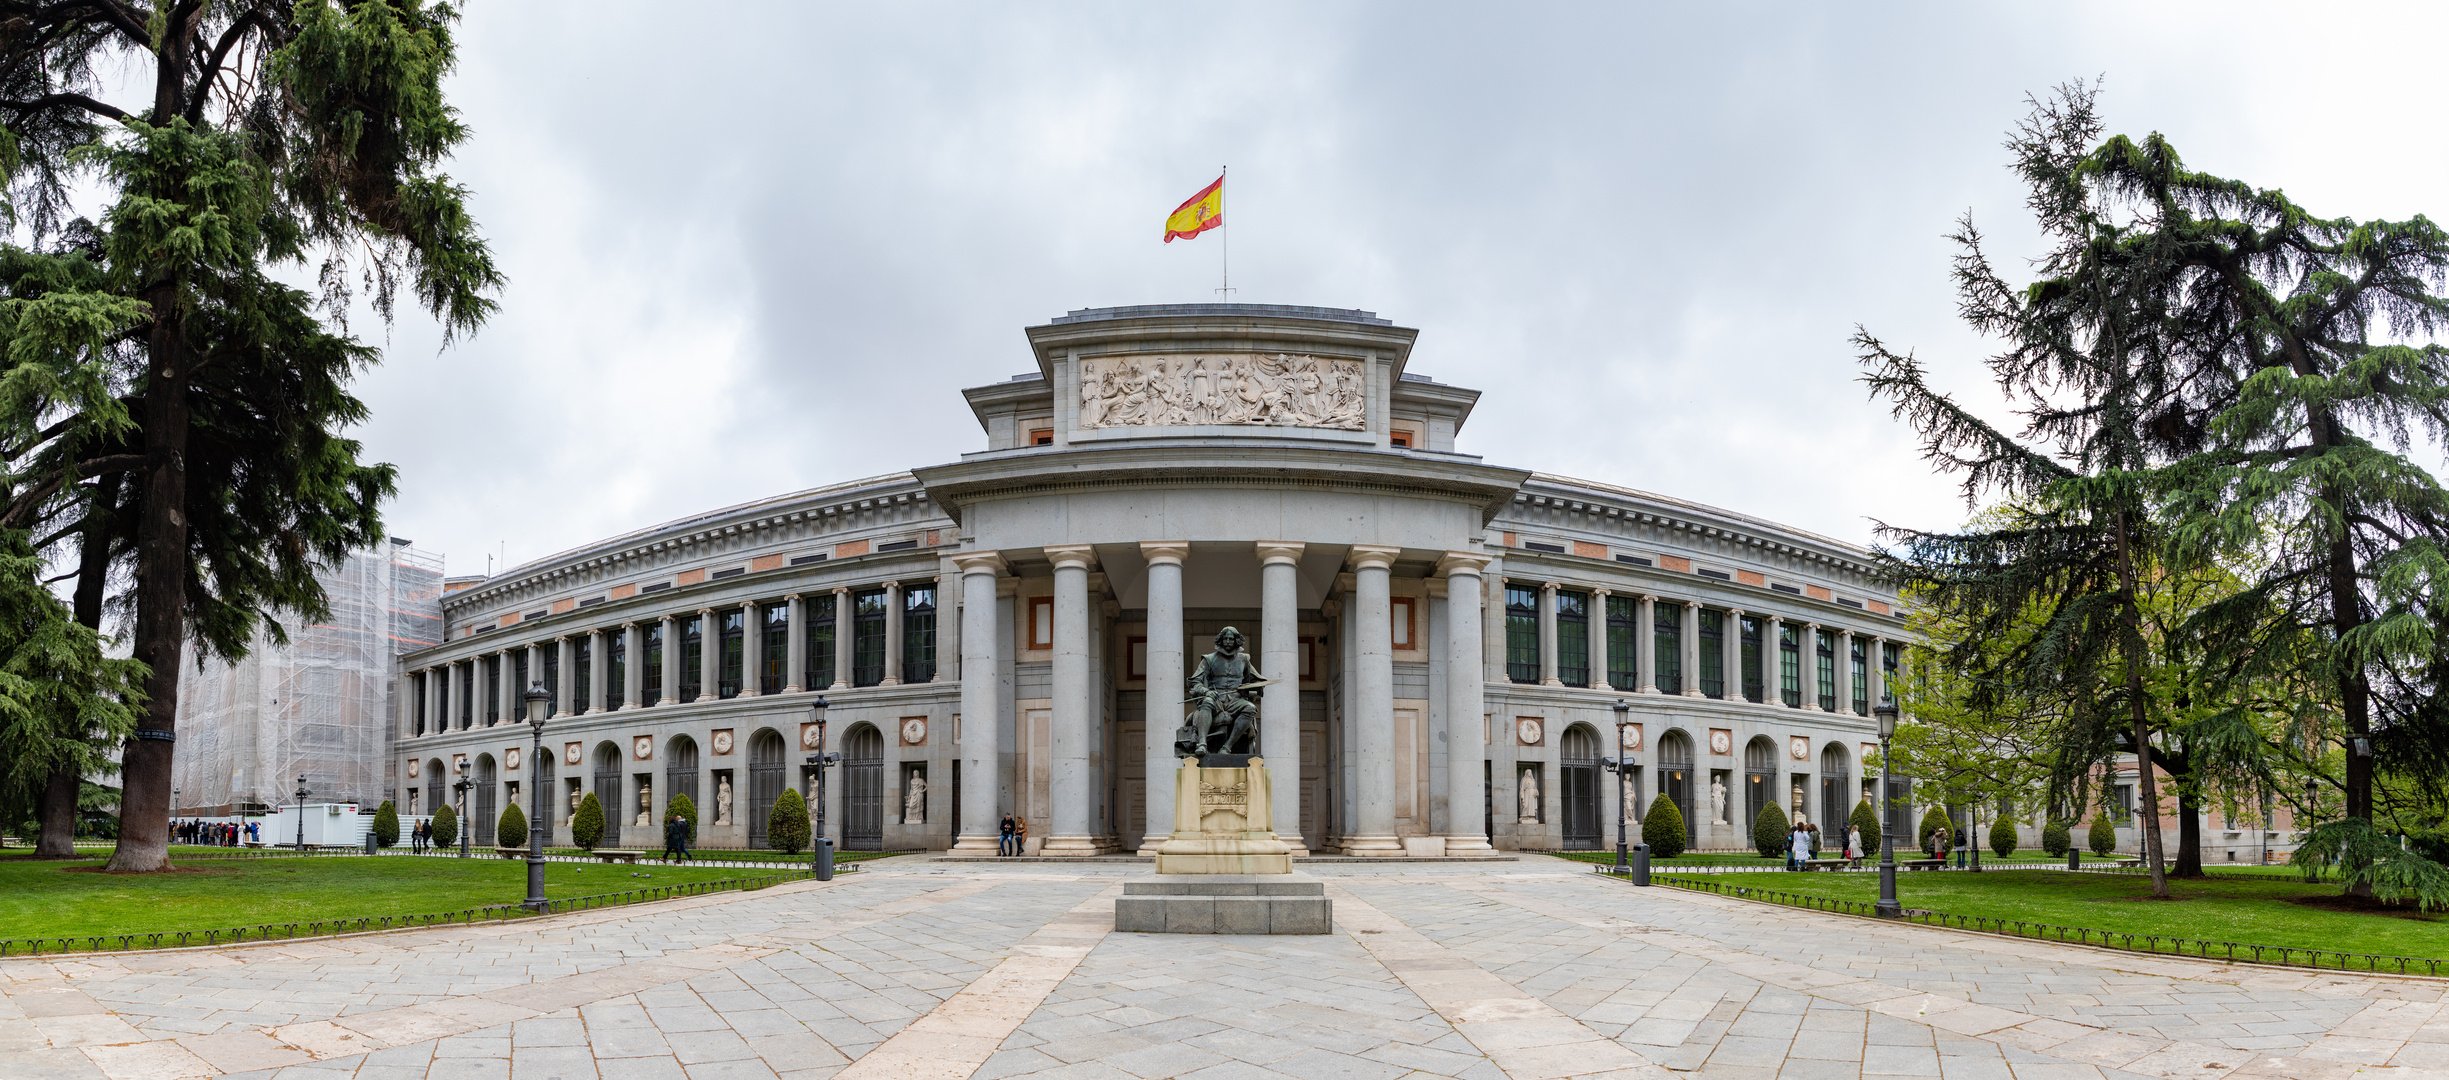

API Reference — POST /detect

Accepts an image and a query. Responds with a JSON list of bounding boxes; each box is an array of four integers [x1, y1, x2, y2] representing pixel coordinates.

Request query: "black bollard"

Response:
[[813, 837, 836, 881], [2067, 848, 2079, 871], [1633, 843, 1651, 886]]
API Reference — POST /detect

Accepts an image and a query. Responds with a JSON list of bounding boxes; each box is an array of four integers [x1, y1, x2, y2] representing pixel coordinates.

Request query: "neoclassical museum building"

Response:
[[394, 305, 1910, 856]]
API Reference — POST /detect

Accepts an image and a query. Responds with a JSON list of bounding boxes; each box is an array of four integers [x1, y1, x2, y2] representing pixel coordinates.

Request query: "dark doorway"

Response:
[[844, 724, 885, 850], [747, 730, 784, 849], [1559, 724, 1601, 849]]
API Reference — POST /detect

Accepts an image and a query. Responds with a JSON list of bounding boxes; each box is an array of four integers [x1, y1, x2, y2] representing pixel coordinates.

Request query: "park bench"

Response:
[[493, 847, 527, 859], [1801, 858, 1850, 871], [1898, 858, 1946, 871], [588, 849, 642, 864]]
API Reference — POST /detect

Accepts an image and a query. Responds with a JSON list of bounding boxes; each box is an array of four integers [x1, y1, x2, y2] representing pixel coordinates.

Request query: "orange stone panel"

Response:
[[1736, 570, 1766, 587], [549, 598, 576, 615], [676, 568, 708, 587], [497, 612, 521, 628], [1501, 532, 1518, 547], [1571, 540, 1608, 560], [609, 583, 638, 600], [750, 554, 785, 573], [835, 539, 871, 559], [1658, 555, 1693, 573], [1805, 585, 1832, 601], [1868, 599, 1891, 615]]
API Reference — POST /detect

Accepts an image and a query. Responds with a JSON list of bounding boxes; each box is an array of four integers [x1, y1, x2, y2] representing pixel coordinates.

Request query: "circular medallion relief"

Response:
[[1709, 730, 1732, 755], [711, 730, 734, 755], [1515, 717, 1544, 746], [901, 717, 927, 746]]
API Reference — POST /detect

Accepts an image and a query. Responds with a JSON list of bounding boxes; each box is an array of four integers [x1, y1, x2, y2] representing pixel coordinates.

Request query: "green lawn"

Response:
[[533, 846, 912, 866], [1647, 867, 2448, 964], [0, 852, 792, 943], [1549, 850, 2069, 868]]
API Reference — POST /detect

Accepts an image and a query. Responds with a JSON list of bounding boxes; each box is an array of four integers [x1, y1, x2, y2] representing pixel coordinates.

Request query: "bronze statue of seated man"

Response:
[[1174, 626, 1268, 760]]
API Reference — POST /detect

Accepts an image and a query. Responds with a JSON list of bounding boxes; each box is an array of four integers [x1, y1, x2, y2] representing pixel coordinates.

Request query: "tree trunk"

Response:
[[2173, 786, 2204, 878], [33, 769, 80, 857], [36, 473, 120, 858], [104, 293, 190, 874], [2111, 510, 2170, 897]]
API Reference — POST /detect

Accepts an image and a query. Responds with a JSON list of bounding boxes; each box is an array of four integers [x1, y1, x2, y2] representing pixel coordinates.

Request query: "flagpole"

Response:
[[1218, 164, 1231, 299]]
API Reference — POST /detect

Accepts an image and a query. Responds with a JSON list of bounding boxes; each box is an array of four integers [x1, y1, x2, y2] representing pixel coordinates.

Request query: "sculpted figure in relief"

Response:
[[1078, 353, 1365, 431]]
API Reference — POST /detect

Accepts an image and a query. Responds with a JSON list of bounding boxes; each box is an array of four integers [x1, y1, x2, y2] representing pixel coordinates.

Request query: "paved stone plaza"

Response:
[[0, 859, 2440, 1080]]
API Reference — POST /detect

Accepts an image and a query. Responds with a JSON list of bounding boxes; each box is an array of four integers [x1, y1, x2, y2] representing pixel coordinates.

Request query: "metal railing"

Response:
[[1614, 870, 2444, 977], [0, 869, 833, 958]]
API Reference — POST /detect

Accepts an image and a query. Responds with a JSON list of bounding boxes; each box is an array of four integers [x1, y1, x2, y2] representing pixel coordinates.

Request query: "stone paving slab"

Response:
[[0, 857, 2441, 1078]]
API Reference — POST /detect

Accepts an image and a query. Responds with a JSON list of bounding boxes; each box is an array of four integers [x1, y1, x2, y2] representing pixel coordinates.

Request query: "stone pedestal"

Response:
[[1119, 757, 1331, 935]]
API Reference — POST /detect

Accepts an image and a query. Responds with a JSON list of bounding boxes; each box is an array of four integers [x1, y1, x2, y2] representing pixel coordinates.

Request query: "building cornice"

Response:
[[913, 440, 1530, 526]]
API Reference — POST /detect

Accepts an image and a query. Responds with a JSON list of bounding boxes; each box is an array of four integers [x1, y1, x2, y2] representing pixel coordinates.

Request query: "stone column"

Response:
[[420, 669, 438, 736], [525, 644, 543, 710], [1682, 600, 1703, 698], [1636, 594, 1658, 693], [783, 595, 806, 693], [951, 553, 1006, 856], [932, 571, 952, 684], [1764, 615, 1785, 706], [1537, 581, 1561, 686], [1257, 541, 1306, 854], [1135, 543, 1190, 855], [741, 601, 763, 696], [1346, 546, 1402, 856], [1802, 623, 1823, 711], [621, 623, 644, 709], [1838, 628, 1855, 715], [1041, 546, 1099, 856], [496, 651, 514, 722], [1482, 554, 1507, 684], [1589, 587, 1612, 690], [831, 588, 852, 689], [1870, 636, 1888, 708], [441, 663, 458, 732], [550, 636, 572, 716], [588, 630, 608, 713], [695, 608, 719, 701], [1721, 609, 1744, 701], [1441, 552, 1493, 854], [659, 616, 680, 705], [881, 580, 904, 686]]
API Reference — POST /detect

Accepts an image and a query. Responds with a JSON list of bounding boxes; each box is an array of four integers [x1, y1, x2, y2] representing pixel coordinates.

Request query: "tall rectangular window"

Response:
[[807, 597, 837, 690], [1815, 629, 1837, 711], [903, 583, 938, 684], [680, 615, 704, 701], [1740, 615, 1763, 703], [1779, 626, 1801, 707], [761, 602, 789, 695], [1697, 609, 1725, 698], [541, 646, 561, 717], [513, 650, 530, 713], [718, 610, 745, 699], [1850, 637, 1869, 715], [485, 659, 499, 724], [607, 632, 627, 710], [459, 663, 474, 726], [1654, 603, 1683, 695], [1882, 641, 1899, 705], [642, 623, 664, 703], [1554, 589, 1589, 688], [1504, 585, 1539, 684], [1604, 595, 1636, 690], [852, 588, 888, 687], [572, 638, 591, 715]]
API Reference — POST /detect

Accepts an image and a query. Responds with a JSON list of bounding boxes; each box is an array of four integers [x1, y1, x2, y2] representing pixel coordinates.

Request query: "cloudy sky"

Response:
[[354, 3, 2449, 578]]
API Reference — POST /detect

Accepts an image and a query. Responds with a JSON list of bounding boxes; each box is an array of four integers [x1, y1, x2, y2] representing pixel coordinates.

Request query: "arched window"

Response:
[[666, 736, 701, 818], [1744, 736, 1777, 832], [843, 724, 886, 851], [1819, 743, 1852, 832], [747, 730, 785, 849], [593, 742, 625, 846], [1559, 724, 1601, 850], [1656, 729, 1696, 849], [474, 755, 499, 847]]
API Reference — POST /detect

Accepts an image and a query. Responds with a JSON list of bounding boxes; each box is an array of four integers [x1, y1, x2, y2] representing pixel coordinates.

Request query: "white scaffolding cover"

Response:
[[170, 541, 443, 812]]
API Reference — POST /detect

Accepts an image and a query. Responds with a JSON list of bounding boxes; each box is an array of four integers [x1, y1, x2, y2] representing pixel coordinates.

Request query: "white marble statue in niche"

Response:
[[1711, 778, 1729, 825], [1078, 353, 1366, 431], [714, 776, 733, 825], [1518, 770, 1541, 824], [904, 774, 927, 825], [635, 787, 652, 827]]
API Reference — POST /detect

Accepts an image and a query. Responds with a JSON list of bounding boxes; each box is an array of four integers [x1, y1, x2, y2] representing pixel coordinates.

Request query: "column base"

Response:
[[880, 677, 901, 687], [1135, 837, 1169, 857], [1272, 833, 1310, 857], [1038, 835, 1107, 858], [1683, 690, 1705, 698], [948, 834, 1001, 857], [1443, 835, 1495, 855], [1339, 835, 1403, 857]]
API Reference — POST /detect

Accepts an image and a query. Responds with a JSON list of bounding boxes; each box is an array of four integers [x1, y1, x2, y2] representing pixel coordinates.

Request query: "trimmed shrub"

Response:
[[1850, 798, 1880, 857], [1642, 792, 1687, 860], [768, 788, 810, 854], [372, 800, 399, 848], [664, 794, 699, 845], [498, 802, 528, 849], [2088, 813, 2117, 856], [572, 792, 606, 851], [2041, 819, 2072, 857], [430, 803, 458, 849], [1751, 800, 1790, 859], [1919, 804, 1952, 856], [1989, 814, 2017, 858]]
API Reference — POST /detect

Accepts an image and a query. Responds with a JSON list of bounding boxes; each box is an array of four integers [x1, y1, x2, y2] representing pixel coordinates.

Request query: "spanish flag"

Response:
[[1163, 175, 1224, 243]]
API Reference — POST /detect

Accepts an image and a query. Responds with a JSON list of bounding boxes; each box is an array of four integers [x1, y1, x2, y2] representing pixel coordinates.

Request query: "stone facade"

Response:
[[395, 304, 1912, 855]]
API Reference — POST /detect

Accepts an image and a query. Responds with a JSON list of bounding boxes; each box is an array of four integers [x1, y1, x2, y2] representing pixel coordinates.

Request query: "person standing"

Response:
[[1788, 823, 1811, 871], [663, 814, 690, 863], [1845, 823, 1863, 868], [998, 813, 1017, 857]]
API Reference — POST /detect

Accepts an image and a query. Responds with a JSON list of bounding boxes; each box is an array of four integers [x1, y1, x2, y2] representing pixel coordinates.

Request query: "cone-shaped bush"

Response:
[[373, 800, 399, 848], [572, 792, 605, 850], [1751, 800, 1789, 859], [1642, 792, 1687, 860], [1919, 804, 1952, 856], [2041, 819, 2072, 857], [1851, 798, 1880, 857], [1989, 814, 2017, 858], [430, 803, 458, 848], [498, 802, 528, 849], [664, 794, 698, 844], [2089, 813, 2117, 856], [769, 788, 810, 854]]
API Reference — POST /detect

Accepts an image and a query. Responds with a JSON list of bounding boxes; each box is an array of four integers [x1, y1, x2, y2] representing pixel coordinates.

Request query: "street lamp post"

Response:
[[523, 681, 553, 912], [293, 776, 309, 851], [1606, 699, 1632, 873], [1874, 699, 1902, 918], [805, 696, 838, 880], [454, 760, 472, 859]]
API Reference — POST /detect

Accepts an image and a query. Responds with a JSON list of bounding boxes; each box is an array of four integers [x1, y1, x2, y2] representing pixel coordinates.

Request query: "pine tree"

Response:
[[1851, 798, 1881, 858], [429, 803, 457, 849], [1989, 814, 2017, 858], [372, 801, 399, 849], [768, 788, 809, 855], [1751, 800, 1789, 859], [664, 794, 698, 845], [497, 802, 526, 850], [2041, 819, 2072, 857], [2088, 813, 2118, 857], [571, 792, 605, 851]]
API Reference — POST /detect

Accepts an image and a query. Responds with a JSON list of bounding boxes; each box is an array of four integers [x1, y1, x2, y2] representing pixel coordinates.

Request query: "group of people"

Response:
[[1784, 820, 1874, 870], [174, 819, 256, 846], [409, 819, 436, 853], [996, 814, 1029, 856]]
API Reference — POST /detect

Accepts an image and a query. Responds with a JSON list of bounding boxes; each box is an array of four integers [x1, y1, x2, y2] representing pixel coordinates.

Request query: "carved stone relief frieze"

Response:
[[1077, 353, 1366, 431]]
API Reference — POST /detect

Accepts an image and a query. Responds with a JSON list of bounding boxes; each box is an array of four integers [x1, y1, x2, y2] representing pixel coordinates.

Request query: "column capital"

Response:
[[697, 606, 715, 617], [1591, 585, 1612, 598], [1347, 545, 1400, 573], [783, 592, 801, 602], [833, 584, 850, 597], [1044, 544, 1098, 571], [1540, 579, 1559, 592], [1139, 541, 1191, 566], [952, 551, 1007, 576], [1727, 607, 1745, 618], [1434, 550, 1489, 578], [885, 579, 902, 594], [1254, 540, 1305, 566], [1684, 598, 1701, 610]]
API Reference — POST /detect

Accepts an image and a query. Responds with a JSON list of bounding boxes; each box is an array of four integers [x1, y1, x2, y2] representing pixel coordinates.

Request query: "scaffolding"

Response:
[[170, 540, 444, 813]]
